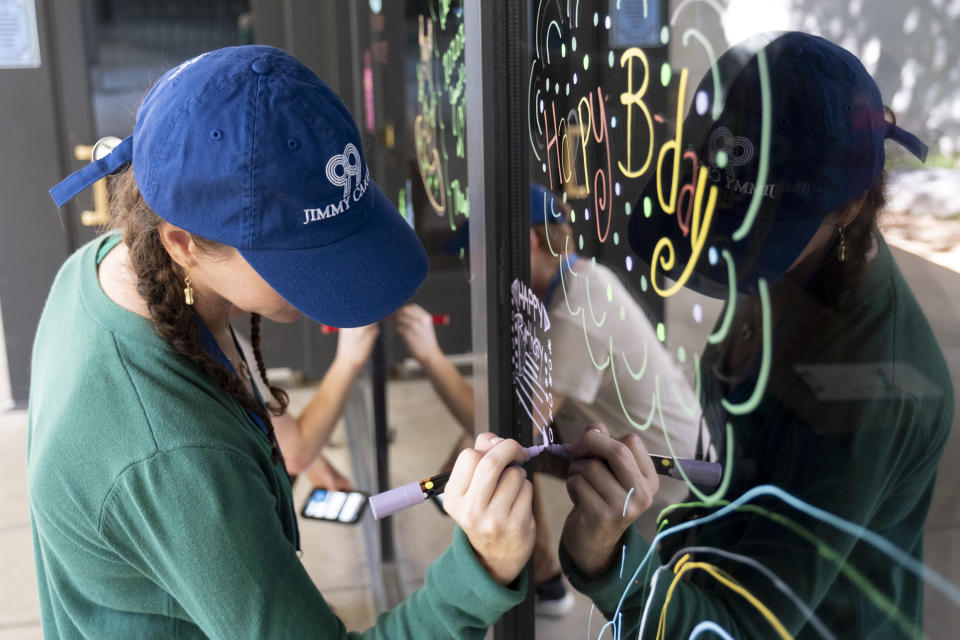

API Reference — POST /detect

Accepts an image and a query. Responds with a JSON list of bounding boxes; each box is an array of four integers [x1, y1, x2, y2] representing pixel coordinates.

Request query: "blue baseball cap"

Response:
[[50, 45, 428, 328], [530, 182, 567, 225], [628, 32, 928, 298]]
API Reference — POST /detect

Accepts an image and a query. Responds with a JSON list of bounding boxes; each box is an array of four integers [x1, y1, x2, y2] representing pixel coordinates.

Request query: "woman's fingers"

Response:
[[444, 446, 482, 501], [468, 439, 528, 508]]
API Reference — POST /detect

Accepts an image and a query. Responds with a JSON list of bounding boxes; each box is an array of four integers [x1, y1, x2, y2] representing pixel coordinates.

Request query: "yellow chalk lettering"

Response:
[[618, 48, 654, 179]]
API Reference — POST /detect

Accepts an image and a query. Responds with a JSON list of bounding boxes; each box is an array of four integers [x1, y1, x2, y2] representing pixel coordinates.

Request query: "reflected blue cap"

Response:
[[628, 31, 928, 298]]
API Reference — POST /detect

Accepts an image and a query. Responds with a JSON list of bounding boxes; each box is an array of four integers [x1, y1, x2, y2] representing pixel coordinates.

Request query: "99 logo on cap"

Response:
[[326, 143, 363, 199], [303, 143, 371, 226]]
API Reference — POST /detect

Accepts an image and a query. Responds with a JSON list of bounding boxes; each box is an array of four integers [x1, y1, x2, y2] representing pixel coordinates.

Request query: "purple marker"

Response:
[[368, 443, 722, 519]]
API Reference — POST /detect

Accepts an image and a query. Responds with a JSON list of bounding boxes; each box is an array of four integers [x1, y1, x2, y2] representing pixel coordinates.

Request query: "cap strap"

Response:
[[49, 135, 133, 207], [886, 124, 928, 163]]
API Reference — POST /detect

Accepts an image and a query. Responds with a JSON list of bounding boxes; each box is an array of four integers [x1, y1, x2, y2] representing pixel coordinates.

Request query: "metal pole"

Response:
[[465, 1, 535, 638]]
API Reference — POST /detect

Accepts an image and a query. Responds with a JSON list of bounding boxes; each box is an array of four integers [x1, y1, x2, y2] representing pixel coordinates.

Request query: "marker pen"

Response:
[[368, 444, 722, 519], [321, 313, 451, 334]]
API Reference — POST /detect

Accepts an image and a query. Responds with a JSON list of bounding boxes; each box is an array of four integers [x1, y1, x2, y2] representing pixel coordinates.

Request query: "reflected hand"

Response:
[[335, 323, 379, 371], [395, 304, 442, 365], [303, 454, 353, 492], [442, 433, 536, 586], [560, 423, 658, 578]]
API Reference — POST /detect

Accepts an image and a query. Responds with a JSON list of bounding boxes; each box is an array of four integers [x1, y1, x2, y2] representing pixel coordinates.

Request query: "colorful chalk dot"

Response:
[[640, 274, 648, 292], [555, 81, 561, 94], [615, 182, 622, 196], [660, 62, 672, 86], [708, 246, 719, 266], [572, 37, 577, 52], [584, 207, 590, 221], [591, 257, 597, 269], [695, 90, 709, 116], [539, 99, 544, 113], [656, 322, 666, 342], [693, 303, 704, 323], [579, 234, 584, 250], [660, 26, 670, 45], [611, 116, 617, 128], [608, 51, 615, 67], [605, 15, 612, 30], [606, 283, 613, 302], [593, 11, 599, 26], [613, 232, 620, 245], [678, 346, 686, 363], [542, 162, 547, 173], [583, 54, 590, 70], [571, 209, 576, 223], [545, 77, 550, 91], [565, 83, 570, 96], [716, 150, 729, 169], [562, 192, 568, 202], [625, 202, 632, 215], [626, 256, 634, 271], [620, 305, 626, 321], [643, 197, 652, 218], [561, 43, 567, 58], [573, 72, 579, 84]]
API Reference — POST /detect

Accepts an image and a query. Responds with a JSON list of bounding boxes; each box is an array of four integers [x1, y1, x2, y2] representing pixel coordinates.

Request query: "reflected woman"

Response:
[[557, 31, 953, 638]]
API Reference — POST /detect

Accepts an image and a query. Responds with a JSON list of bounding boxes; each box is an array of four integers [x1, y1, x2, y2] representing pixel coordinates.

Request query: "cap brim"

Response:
[[240, 183, 429, 327]]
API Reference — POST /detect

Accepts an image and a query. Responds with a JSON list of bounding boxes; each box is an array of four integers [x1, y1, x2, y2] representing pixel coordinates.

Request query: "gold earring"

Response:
[[184, 270, 194, 306], [838, 226, 847, 263]]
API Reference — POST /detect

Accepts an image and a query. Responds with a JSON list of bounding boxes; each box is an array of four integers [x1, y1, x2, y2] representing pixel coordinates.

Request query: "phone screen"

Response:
[[300, 489, 368, 523]]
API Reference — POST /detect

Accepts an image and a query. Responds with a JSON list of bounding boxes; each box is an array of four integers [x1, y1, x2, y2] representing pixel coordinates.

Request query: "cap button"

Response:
[[251, 59, 272, 75]]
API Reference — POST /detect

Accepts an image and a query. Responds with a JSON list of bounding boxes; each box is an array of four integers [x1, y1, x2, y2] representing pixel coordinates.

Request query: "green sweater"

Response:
[[28, 235, 525, 639], [561, 237, 953, 638]]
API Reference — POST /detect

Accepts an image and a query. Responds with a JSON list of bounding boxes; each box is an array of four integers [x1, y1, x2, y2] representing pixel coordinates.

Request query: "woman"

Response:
[[30, 45, 534, 639], [558, 32, 953, 638]]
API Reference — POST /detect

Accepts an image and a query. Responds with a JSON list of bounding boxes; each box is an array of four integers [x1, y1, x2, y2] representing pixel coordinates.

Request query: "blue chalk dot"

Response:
[[708, 246, 719, 266]]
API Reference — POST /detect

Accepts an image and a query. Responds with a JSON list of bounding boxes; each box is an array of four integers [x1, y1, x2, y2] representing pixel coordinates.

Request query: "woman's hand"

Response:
[[394, 304, 442, 365], [560, 423, 659, 579], [302, 453, 353, 492], [334, 323, 379, 371], [442, 433, 536, 586]]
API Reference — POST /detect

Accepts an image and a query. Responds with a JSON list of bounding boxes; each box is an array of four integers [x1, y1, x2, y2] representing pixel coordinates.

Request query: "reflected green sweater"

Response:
[[28, 236, 525, 639], [562, 238, 953, 638]]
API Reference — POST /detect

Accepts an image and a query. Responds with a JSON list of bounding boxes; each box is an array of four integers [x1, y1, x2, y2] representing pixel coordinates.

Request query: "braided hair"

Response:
[[107, 168, 289, 463]]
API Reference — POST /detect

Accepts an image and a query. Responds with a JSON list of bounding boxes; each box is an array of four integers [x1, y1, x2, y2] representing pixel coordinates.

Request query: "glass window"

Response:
[[517, 1, 960, 637]]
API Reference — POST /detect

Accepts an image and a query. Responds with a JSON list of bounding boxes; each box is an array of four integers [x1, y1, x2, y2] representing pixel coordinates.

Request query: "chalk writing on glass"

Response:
[[415, 3, 469, 229], [510, 278, 554, 442]]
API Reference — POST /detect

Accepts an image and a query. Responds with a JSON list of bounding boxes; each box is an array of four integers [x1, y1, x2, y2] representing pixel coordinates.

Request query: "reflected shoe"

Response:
[[535, 574, 575, 617]]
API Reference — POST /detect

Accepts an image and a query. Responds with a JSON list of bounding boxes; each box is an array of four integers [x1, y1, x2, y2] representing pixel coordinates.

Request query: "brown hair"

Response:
[[107, 168, 289, 463]]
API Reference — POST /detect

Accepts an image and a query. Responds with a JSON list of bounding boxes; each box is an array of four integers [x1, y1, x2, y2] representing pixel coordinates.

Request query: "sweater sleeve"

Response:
[[561, 396, 944, 639], [99, 447, 526, 639]]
